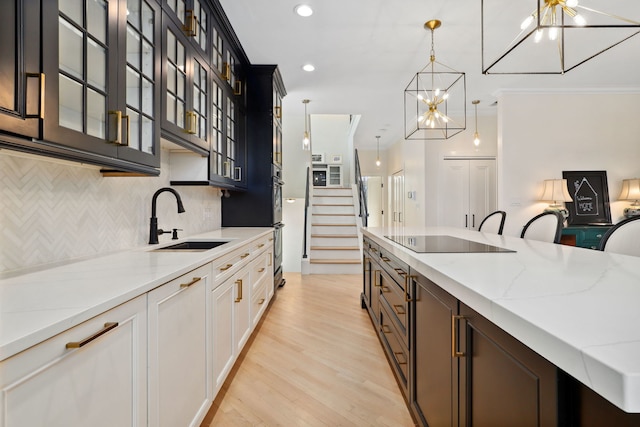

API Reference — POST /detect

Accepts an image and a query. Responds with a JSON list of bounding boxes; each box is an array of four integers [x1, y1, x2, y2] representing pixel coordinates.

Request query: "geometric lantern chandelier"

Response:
[[404, 20, 466, 140], [481, 0, 640, 75]]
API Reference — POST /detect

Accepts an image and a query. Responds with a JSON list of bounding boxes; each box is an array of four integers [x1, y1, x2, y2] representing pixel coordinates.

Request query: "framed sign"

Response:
[[562, 170, 612, 225]]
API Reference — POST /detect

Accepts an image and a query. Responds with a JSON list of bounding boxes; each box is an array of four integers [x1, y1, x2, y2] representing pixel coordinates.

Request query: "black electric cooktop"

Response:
[[384, 235, 515, 254]]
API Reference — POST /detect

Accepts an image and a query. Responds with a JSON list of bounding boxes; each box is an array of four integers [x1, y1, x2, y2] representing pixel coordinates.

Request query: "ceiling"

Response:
[[218, 0, 640, 149]]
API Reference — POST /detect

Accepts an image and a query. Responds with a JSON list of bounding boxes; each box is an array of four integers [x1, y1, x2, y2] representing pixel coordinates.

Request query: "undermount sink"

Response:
[[152, 240, 231, 251]]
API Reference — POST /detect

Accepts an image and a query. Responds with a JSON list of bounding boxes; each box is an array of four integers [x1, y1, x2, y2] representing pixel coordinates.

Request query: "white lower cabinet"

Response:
[[0, 295, 147, 427], [0, 233, 275, 426], [147, 264, 212, 427], [211, 267, 251, 395]]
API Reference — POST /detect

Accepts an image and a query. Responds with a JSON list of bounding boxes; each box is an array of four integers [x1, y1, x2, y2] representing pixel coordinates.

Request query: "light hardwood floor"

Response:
[[202, 273, 415, 426]]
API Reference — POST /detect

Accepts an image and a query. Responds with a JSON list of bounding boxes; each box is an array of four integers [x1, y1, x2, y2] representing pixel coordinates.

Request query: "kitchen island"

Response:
[[362, 226, 640, 426]]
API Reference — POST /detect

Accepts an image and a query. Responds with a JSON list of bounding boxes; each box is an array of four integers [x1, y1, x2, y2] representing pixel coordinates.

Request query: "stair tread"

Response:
[[311, 234, 358, 238], [312, 223, 355, 227], [310, 259, 361, 264], [310, 246, 360, 250], [312, 213, 356, 216], [312, 204, 353, 207]]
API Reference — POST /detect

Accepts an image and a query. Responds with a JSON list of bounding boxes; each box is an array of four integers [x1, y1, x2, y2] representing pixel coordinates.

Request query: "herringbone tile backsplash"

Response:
[[0, 150, 221, 274]]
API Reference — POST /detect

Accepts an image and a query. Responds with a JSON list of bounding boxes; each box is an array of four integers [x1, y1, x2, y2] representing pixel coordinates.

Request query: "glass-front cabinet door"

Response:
[[208, 24, 246, 188], [0, 0, 41, 139], [161, 11, 209, 152], [42, 0, 160, 168]]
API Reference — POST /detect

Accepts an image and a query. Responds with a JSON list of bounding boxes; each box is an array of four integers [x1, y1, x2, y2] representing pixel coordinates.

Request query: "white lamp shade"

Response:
[[619, 179, 640, 201], [540, 179, 573, 202]]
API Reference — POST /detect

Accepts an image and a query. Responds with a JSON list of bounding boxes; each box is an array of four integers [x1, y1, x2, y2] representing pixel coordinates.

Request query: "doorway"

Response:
[[363, 176, 383, 227]]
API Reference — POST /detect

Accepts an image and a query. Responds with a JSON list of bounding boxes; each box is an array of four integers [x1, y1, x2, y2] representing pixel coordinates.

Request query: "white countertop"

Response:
[[0, 228, 272, 362], [363, 226, 640, 413]]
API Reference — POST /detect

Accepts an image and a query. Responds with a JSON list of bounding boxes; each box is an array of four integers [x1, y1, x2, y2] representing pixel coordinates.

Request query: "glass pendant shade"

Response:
[[302, 99, 311, 150], [481, 0, 640, 74], [405, 20, 466, 140]]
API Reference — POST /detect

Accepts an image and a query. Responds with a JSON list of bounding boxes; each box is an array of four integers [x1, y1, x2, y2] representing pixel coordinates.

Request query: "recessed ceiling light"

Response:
[[302, 64, 315, 72], [294, 4, 313, 17]]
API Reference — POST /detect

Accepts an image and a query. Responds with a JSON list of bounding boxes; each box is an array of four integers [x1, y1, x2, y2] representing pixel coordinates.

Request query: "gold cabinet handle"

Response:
[[258, 267, 265, 273], [183, 9, 197, 37], [452, 315, 466, 358], [274, 105, 282, 119], [223, 161, 231, 178], [234, 166, 242, 181], [185, 111, 197, 134], [121, 113, 130, 147], [394, 268, 407, 276], [180, 277, 202, 288], [258, 298, 265, 305], [221, 62, 231, 81], [25, 72, 45, 119], [220, 263, 233, 271], [381, 286, 391, 293], [66, 322, 118, 349], [240, 253, 250, 259], [381, 256, 390, 262], [381, 324, 391, 334], [373, 270, 381, 287], [393, 304, 406, 315], [268, 254, 272, 266], [108, 110, 122, 144], [233, 80, 242, 96], [268, 238, 274, 242], [394, 351, 407, 365], [257, 243, 265, 248], [404, 275, 415, 303], [234, 279, 243, 302]]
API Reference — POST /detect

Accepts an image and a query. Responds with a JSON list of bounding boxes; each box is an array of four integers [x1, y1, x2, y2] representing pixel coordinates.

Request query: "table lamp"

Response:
[[540, 179, 573, 220], [619, 178, 640, 218]]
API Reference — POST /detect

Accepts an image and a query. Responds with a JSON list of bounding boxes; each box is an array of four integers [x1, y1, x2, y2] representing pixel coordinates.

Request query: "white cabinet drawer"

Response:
[[0, 296, 147, 427], [251, 274, 269, 328]]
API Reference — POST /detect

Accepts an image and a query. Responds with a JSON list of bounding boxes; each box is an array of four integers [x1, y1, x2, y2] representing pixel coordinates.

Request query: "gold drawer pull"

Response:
[[235, 279, 243, 302], [373, 270, 381, 287], [381, 256, 390, 262], [180, 277, 201, 288], [268, 238, 274, 241], [393, 304, 406, 315], [258, 298, 265, 305], [394, 268, 407, 276], [381, 286, 391, 293], [394, 351, 407, 365], [257, 243, 265, 248], [452, 315, 466, 358], [241, 253, 250, 259], [66, 322, 118, 349], [258, 267, 265, 273], [220, 263, 233, 271], [381, 325, 391, 334]]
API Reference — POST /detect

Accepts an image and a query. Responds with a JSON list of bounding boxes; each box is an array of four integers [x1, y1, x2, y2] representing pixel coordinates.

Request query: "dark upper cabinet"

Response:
[[221, 65, 285, 226], [41, 0, 161, 169], [0, 0, 163, 173], [0, 0, 41, 139]]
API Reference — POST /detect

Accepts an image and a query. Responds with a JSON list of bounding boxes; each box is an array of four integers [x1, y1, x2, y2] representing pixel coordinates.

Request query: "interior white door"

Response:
[[392, 171, 405, 228], [440, 159, 496, 230]]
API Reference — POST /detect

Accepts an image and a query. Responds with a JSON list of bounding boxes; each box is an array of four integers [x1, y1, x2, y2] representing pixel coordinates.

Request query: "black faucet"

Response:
[[149, 187, 185, 244]]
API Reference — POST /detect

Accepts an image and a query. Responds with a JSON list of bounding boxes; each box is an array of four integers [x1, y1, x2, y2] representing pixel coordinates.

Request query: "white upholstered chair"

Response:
[[520, 211, 563, 244], [598, 216, 640, 257], [478, 211, 507, 235]]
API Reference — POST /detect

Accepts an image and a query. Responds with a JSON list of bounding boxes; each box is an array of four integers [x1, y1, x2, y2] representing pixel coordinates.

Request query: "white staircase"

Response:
[[306, 187, 362, 274]]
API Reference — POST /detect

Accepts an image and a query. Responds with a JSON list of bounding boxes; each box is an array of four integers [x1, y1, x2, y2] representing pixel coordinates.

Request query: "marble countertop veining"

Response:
[[0, 227, 273, 362], [363, 226, 640, 413]]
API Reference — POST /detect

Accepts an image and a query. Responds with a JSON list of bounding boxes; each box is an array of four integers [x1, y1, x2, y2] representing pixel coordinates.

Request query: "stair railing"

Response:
[[354, 149, 368, 227], [302, 166, 310, 259]]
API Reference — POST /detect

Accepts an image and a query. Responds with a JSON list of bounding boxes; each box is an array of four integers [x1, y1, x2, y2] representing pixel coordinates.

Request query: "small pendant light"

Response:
[[302, 99, 311, 150], [472, 100, 481, 147], [375, 136, 381, 167]]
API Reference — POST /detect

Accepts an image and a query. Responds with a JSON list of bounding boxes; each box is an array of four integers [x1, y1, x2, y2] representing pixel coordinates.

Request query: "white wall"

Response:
[[498, 91, 640, 237]]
